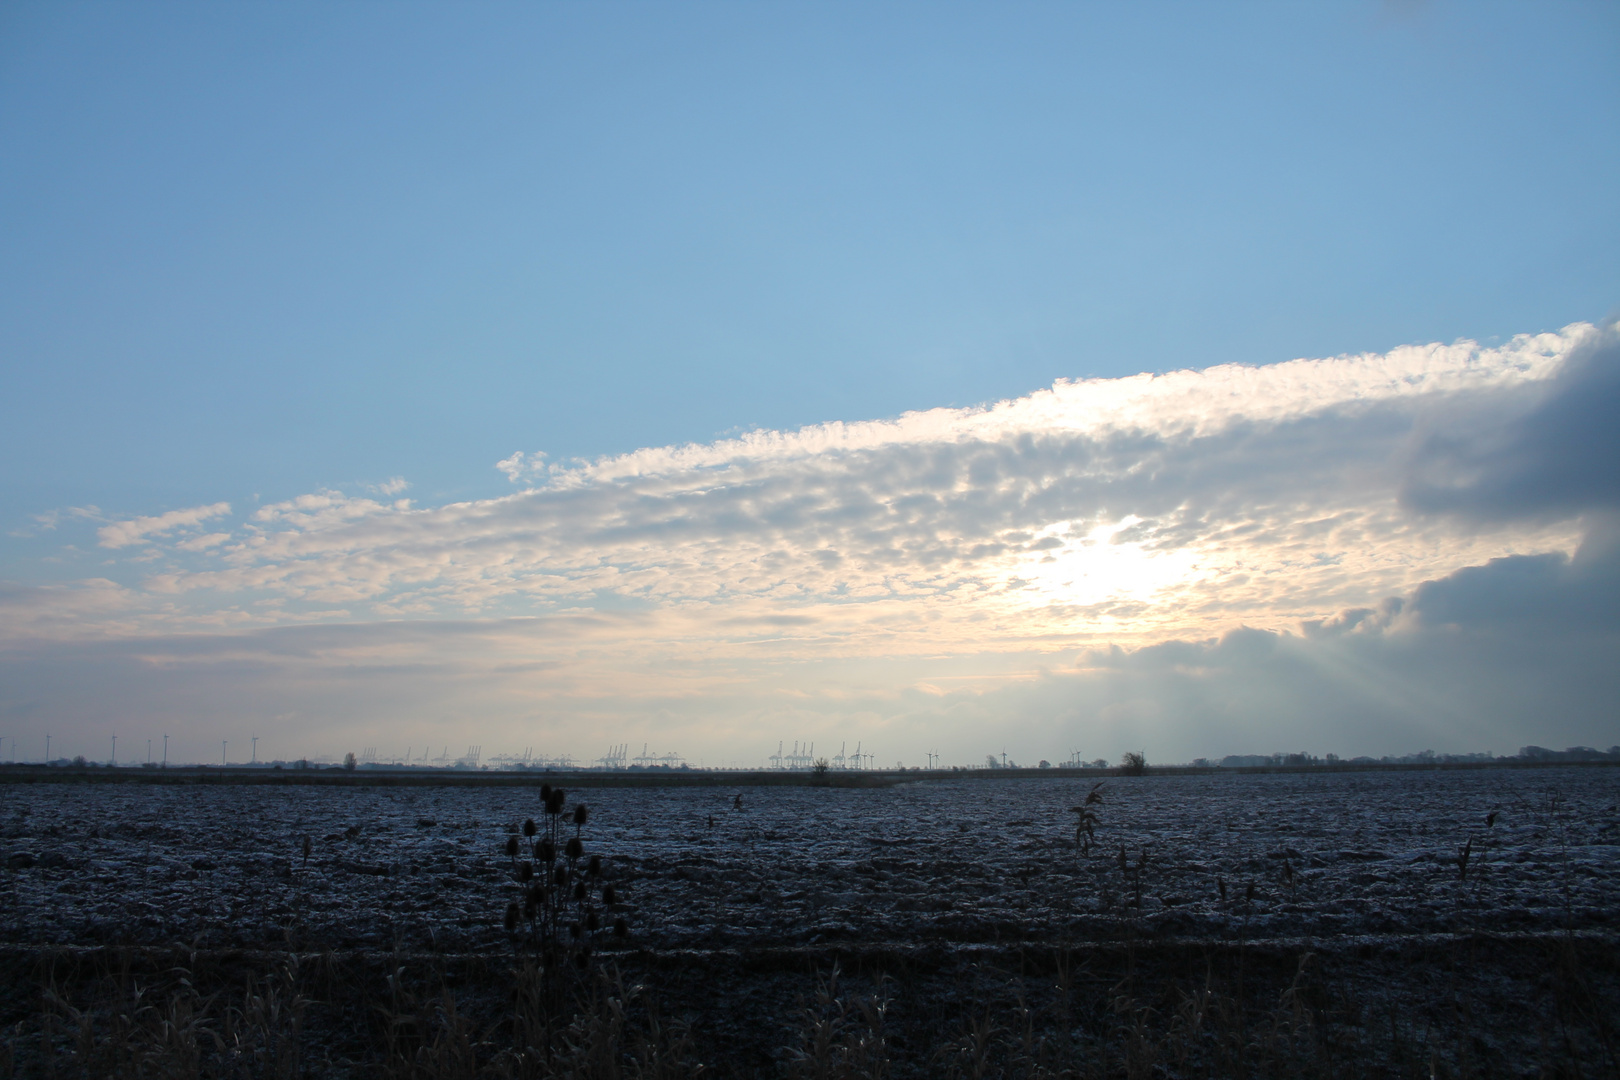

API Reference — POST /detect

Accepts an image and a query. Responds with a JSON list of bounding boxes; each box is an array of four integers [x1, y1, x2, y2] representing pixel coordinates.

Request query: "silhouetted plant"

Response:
[[502, 784, 626, 978], [496, 784, 647, 1073], [1069, 782, 1104, 857], [1121, 751, 1147, 776]]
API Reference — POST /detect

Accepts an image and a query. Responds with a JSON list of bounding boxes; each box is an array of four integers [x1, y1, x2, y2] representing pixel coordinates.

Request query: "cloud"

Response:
[[0, 579, 139, 641], [8, 323, 1601, 647], [1402, 323, 1620, 522], [71, 324, 1584, 648], [1042, 526, 1620, 757], [96, 502, 232, 549], [2, 538, 1613, 762], [174, 532, 233, 552], [556, 326, 1575, 486], [367, 477, 410, 496], [3, 321, 1616, 761], [496, 451, 547, 483], [1403, 517, 1620, 634], [9, 506, 99, 539]]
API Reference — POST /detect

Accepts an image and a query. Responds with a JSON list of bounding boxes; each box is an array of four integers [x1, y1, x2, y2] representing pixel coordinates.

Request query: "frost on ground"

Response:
[[2, 768, 1617, 952]]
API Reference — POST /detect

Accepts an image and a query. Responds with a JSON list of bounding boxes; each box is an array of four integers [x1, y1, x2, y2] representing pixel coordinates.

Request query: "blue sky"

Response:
[[1, 3, 1617, 765]]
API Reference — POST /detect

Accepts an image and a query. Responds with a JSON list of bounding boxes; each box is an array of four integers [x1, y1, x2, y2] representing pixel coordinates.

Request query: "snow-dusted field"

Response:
[[4, 768, 1617, 951]]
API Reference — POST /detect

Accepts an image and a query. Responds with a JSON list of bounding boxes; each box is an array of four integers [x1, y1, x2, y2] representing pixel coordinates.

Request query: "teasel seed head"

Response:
[[524, 897, 538, 920], [575, 949, 590, 970], [538, 840, 556, 863], [602, 884, 617, 906], [519, 861, 533, 882], [503, 903, 520, 933], [523, 818, 537, 838], [505, 836, 520, 859], [554, 866, 568, 887], [573, 880, 587, 902], [528, 883, 546, 905], [565, 837, 583, 860], [540, 783, 552, 801], [569, 921, 582, 940], [587, 855, 602, 877], [613, 917, 628, 938], [573, 804, 588, 827], [586, 909, 600, 932], [548, 789, 567, 815]]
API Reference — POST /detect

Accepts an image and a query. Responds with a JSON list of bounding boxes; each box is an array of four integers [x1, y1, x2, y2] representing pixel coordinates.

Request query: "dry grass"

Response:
[[784, 964, 890, 1080], [2, 936, 1615, 1078], [4, 950, 306, 1079]]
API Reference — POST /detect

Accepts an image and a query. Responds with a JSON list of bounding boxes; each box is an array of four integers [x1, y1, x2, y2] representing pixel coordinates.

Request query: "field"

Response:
[[3, 766, 1618, 1076]]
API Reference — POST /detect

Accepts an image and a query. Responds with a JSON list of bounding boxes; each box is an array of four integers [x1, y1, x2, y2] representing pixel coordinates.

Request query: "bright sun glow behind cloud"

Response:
[[1014, 519, 1205, 612]]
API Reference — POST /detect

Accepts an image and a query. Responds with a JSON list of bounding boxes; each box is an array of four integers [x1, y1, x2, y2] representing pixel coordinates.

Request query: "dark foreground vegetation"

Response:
[[4, 769, 1617, 1075], [2, 932, 1615, 1078]]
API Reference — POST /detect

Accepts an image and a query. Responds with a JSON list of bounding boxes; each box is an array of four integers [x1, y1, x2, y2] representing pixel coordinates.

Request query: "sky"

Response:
[[1, 2, 1617, 767]]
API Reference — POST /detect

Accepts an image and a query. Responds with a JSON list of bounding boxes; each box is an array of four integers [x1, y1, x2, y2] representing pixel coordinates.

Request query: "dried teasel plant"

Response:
[[501, 784, 628, 975], [495, 785, 640, 1066]]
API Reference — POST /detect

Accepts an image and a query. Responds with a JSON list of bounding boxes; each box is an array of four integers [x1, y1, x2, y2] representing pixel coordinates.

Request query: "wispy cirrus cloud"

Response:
[[366, 476, 410, 497], [96, 501, 232, 549]]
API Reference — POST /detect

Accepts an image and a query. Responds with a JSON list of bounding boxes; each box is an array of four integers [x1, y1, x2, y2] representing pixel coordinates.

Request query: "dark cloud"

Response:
[[1021, 532, 1620, 755], [1402, 324, 1620, 522], [1408, 539, 1620, 633]]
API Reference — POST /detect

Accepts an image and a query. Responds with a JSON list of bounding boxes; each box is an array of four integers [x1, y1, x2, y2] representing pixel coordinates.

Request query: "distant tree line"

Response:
[[1196, 746, 1620, 768]]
